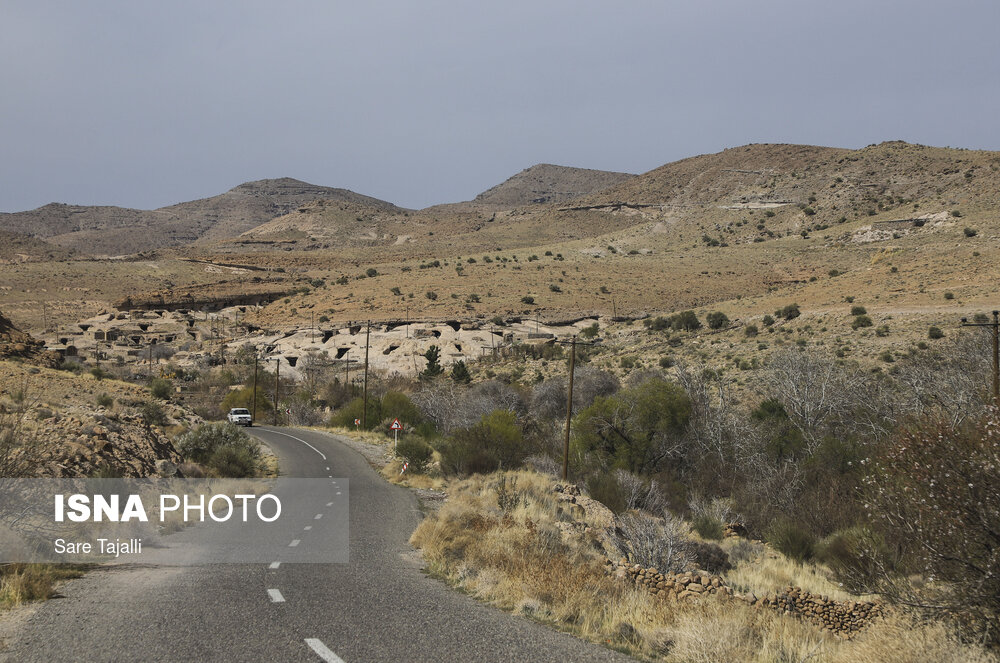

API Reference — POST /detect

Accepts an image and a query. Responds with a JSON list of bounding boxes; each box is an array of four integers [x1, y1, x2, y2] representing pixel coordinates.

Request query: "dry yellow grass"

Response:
[[721, 539, 862, 602], [410, 469, 998, 662], [0, 564, 85, 608]]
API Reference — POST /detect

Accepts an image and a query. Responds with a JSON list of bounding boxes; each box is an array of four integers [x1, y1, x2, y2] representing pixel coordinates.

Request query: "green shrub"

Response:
[[96, 393, 114, 408], [944, 292, 955, 300], [580, 322, 599, 339], [207, 446, 261, 478], [671, 310, 701, 331], [176, 423, 262, 477], [964, 227, 978, 237], [521, 295, 535, 305], [426, 291, 438, 300], [928, 326, 945, 339], [692, 514, 725, 540], [851, 315, 873, 330], [850, 305, 867, 316], [437, 410, 527, 475], [396, 437, 433, 473], [767, 519, 816, 563], [366, 267, 378, 277], [149, 378, 172, 400], [775, 304, 800, 320], [586, 473, 626, 514], [816, 526, 892, 595], [762, 314, 775, 327], [875, 324, 890, 337], [706, 311, 729, 330], [744, 324, 758, 337], [139, 401, 168, 428], [689, 540, 731, 573]]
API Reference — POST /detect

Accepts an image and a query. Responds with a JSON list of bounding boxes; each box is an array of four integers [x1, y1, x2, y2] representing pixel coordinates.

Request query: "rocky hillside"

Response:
[[471, 163, 635, 207], [0, 231, 77, 264], [0, 177, 401, 255], [0, 360, 190, 477], [572, 141, 1000, 239], [0, 310, 58, 367]]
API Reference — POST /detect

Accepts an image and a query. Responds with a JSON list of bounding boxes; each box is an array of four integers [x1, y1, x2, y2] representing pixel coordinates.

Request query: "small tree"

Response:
[[775, 303, 801, 320], [671, 310, 701, 331], [706, 311, 729, 330], [420, 345, 444, 380], [862, 411, 1000, 640], [450, 360, 471, 384]]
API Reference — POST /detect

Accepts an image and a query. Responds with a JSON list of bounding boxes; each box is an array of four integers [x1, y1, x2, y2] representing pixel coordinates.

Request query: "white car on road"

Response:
[[227, 408, 253, 427]]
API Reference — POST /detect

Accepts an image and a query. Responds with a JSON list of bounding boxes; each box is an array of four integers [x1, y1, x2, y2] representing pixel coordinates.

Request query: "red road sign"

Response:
[[389, 418, 402, 430]]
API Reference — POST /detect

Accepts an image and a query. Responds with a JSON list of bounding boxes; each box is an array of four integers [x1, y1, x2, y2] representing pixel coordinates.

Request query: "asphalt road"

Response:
[[0, 427, 635, 662]]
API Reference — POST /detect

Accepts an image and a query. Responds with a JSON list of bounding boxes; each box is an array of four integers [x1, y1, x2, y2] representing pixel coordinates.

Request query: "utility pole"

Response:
[[311, 311, 315, 344], [961, 310, 1000, 405], [252, 352, 259, 424], [273, 358, 280, 426], [562, 336, 577, 481], [362, 320, 370, 429]]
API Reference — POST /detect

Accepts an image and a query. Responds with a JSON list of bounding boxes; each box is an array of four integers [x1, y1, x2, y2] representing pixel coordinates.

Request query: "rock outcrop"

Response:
[[0, 310, 59, 367]]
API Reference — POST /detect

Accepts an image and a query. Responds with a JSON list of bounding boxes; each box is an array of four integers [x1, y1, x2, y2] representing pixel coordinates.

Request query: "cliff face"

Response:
[[0, 310, 59, 367]]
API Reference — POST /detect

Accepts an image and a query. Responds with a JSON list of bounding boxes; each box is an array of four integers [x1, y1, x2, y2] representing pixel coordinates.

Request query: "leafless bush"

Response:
[[414, 380, 526, 434], [613, 511, 693, 573], [614, 469, 668, 514], [530, 366, 619, 420], [894, 330, 992, 428], [759, 349, 896, 447], [0, 383, 51, 478], [524, 454, 561, 477]]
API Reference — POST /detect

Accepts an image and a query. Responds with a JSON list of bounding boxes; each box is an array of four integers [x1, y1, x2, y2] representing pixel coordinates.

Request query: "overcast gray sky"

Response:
[[2, 0, 998, 212]]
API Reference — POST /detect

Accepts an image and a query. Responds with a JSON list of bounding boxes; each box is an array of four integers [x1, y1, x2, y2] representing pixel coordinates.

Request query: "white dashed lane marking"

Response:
[[314, 513, 323, 520], [269, 561, 281, 569], [326, 502, 333, 507], [305, 638, 346, 663], [289, 539, 300, 547], [304, 526, 312, 531], [267, 589, 285, 603]]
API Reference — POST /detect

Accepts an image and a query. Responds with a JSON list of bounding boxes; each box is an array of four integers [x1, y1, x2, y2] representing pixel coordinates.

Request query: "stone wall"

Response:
[[607, 558, 882, 638]]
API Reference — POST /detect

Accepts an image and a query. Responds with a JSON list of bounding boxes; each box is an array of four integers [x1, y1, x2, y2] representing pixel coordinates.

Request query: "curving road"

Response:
[[0, 427, 634, 662]]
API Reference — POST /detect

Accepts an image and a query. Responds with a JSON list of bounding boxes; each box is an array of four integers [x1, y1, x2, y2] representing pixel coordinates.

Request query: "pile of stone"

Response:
[[607, 557, 882, 637], [740, 586, 882, 638], [608, 559, 731, 599]]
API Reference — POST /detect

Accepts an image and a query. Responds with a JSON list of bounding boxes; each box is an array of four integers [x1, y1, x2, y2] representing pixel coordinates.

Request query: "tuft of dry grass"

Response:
[[380, 457, 445, 490], [410, 469, 998, 662], [0, 564, 85, 608], [829, 613, 998, 663], [721, 538, 864, 601]]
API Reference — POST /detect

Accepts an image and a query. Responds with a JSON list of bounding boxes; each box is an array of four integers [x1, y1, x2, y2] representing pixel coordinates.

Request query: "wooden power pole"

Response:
[[961, 310, 1000, 405], [562, 336, 577, 481], [273, 358, 280, 426], [252, 353, 259, 424], [362, 320, 370, 429]]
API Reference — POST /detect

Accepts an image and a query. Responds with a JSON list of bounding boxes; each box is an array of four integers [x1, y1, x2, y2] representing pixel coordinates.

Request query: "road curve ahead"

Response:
[[0, 427, 635, 662]]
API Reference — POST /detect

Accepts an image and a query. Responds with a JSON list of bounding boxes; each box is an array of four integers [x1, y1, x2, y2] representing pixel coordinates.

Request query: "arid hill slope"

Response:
[[471, 163, 635, 207], [0, 178, 401, 255]]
